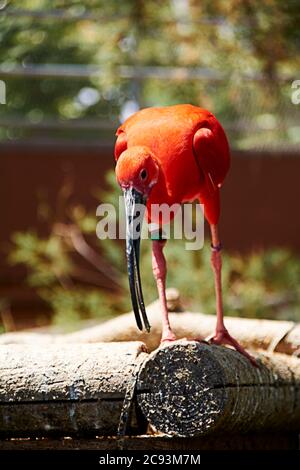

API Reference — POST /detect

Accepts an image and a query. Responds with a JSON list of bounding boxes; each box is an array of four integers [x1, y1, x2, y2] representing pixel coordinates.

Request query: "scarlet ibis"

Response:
[[115, 104, 256, 365]]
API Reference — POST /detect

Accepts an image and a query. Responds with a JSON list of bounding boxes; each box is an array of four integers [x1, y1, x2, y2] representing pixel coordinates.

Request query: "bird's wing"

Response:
[[192, 126, 230, 225], [193, 127, 229, 192], [114, 129, 127, 160]]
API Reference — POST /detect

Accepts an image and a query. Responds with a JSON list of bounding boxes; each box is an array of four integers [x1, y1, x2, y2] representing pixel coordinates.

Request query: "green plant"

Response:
[[1, 1, 299, 148], [8, 170, 300, 330]]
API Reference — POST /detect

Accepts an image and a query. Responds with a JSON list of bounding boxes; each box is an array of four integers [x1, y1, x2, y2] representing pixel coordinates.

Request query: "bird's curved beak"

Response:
[[123, 187, 151, 332]]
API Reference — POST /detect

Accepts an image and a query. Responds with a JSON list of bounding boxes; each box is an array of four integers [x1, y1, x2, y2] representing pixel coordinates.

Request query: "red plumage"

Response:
[[115, 104, 230, 225], [114, 104, 256, 366]]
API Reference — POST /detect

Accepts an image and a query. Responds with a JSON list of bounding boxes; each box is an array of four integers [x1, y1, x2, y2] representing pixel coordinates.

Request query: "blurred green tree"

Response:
[[0, 0, 299, 147]]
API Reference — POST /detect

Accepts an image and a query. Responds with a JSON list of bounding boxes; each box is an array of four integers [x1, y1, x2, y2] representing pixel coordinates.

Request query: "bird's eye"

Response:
[[140, 169, 148, 181]]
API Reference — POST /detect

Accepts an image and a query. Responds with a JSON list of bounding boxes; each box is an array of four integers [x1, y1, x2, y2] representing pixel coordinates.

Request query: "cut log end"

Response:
[[137, 341, 300, 437], [137, 341, 227, 436]]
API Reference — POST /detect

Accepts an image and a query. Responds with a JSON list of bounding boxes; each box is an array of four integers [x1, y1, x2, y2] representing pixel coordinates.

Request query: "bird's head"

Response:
[[115, 146, 159, 333], [115, 145, 159, 196]]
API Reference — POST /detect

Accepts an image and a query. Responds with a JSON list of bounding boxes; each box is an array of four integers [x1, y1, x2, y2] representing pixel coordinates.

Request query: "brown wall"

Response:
[[221, 150, 300, 253], [1, 141, 299, 325], [2, 141, 299, 256], [1, 140, 113, 283]]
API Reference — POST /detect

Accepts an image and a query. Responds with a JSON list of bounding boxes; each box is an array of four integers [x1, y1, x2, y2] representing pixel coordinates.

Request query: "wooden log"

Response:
[[137, 341, 300, 437], [1, 433, 298, 450], [0, 342, 147, 437], [0, 290, 298, 355], [0, 340, 300, 439]]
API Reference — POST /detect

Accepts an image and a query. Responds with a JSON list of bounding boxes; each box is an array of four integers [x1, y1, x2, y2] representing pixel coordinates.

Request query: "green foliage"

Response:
[[10, 231, 73, 286], [40, 287, 120, 330], [9, 170, 300, 329], [0, 1, 299, 147], [139, 237, 300, 321], [8, 172, 131, 329]]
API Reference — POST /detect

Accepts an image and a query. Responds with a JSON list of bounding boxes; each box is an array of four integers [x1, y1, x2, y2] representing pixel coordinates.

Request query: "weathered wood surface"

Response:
[[0, 342, 147, 437], [0, 340, 300, 439], [0, 290, 298, 355], [1, 433, 298, 450], [137, 342, 300, 437]]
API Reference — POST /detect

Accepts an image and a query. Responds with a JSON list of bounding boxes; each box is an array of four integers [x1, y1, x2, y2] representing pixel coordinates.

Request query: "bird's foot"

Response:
[[160, 329, 177, 344], [182, 336, 210, 344], [208, 328, 258, 367], [161, 333, 209, 345]]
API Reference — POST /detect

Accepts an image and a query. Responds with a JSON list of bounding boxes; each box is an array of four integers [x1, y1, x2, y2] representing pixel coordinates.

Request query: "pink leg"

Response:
[[209, 225, 258, 367], [152, 240, 176, 343]]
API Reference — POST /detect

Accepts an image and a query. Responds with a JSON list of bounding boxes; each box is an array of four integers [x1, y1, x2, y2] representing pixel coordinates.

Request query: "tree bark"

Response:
[[1, 433, 298, 450], [0, 342, 147, 437], [0, 340, 300, 439], [137, 341, 300, 437]]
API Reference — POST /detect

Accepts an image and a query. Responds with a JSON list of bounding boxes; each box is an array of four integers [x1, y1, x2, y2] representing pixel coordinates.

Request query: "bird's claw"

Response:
[[160, 335, 210, 345], [160, 330, 177, 344], [208, 328, 259, 367]]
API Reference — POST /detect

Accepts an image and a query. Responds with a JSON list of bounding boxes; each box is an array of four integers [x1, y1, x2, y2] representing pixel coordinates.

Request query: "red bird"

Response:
[[115, 104, 256, 365]]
